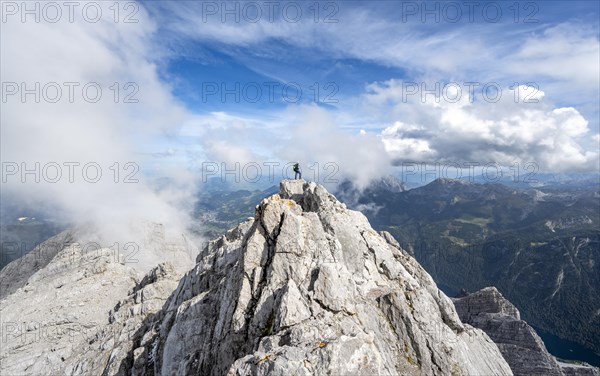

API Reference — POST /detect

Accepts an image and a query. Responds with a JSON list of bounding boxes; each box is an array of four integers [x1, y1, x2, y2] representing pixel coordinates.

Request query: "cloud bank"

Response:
[[366, 81, 598, 172], [1, 2, 199, 254]]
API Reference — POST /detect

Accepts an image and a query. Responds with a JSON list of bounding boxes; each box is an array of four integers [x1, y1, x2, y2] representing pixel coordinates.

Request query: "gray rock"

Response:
[[69, 262, 181, 376], [0, 237, 141, 375], [453, 287, 600, 376], [454, 287, 521, 321], [131, 180, 512, 376], [0, 223, 193, 376], [0, 181, 518, 376], [0, 230, 74, 299], [559, 361, 600, 376]]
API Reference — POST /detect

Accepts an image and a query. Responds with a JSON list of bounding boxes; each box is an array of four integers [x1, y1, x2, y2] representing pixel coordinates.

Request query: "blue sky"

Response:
[[126, 0, 600, 183], [2, 0, 599, 228], [148, 0, 599, 112]]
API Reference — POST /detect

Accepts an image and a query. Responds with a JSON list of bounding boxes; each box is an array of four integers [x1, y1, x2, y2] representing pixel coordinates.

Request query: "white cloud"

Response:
[[508, 24, 600, 88], [381, 122, 436, 158], [177, 105, 392, 189], [275, 105, 391, 189], [151, 3, 599, 94], [369, 80, 598, 172], [4, 1, 595, 239], [1, 2, 199, 250], [204, 140, 259, 167]]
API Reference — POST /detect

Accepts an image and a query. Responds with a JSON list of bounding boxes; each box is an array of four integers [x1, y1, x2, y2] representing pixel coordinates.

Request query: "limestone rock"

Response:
[[132, 180, 512, 376], [453, 287, 600, 376], [0, 181, 519, 376], [0, 237, 140, 375], [0, 230, 74, 299], [69, 262, 181, 376], [559, 361, 600, 376], [0, 223, 193, 376]]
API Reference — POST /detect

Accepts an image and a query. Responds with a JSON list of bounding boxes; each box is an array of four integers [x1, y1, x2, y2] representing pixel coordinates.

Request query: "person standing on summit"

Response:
[[293, 162, 302, 180]]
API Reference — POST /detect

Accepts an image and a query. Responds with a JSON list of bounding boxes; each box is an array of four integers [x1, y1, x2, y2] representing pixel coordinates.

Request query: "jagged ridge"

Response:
[[453, 287, 600, 376], [121, 180, 512, 375]]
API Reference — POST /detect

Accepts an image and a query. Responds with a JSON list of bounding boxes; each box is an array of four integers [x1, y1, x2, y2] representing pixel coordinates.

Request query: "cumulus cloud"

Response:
[[367, 80, 598, 172], [178, 106, 393, 190], [275, 106, 391, 189]]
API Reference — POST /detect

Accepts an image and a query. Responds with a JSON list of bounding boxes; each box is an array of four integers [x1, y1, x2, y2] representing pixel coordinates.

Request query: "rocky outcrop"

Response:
[[0, 230, 74, 299], [559, 362, 600, 376], [126, 180, 512, 375], [453, 287, 599, 376], [453, 287, 521, 322], [1, 180, 518, 375], [0, 236, 141, 375], [70, 262, 182, 375], [0, 224, 194, 375]]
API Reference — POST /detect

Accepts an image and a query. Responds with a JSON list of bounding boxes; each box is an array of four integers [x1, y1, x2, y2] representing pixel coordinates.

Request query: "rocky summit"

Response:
[[2, 180, 517, 375], [103, 179, 511, 375]]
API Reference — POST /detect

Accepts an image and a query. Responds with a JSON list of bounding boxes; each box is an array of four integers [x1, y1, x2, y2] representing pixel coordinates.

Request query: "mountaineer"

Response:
[[292, 162, 302, 180]]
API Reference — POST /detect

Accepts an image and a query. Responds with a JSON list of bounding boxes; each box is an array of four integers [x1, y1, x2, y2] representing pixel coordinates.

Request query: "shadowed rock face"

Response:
[[122, 180, 512, 376], [560, 363, 600, 376], [453, 287, 600, 376]]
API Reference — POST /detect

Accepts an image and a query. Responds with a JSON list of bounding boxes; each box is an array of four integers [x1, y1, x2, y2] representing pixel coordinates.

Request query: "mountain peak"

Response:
[[453, 287, 572, 376], [432, 177, 471, 186], [1, 181, 513, 375], [278, 179, 346, 213], [120, 180, 512, 375]]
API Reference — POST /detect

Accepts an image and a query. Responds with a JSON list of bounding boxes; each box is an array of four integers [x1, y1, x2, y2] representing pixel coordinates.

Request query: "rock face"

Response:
[[127, 180, 512, 375], [0, 234, 141, 375], [559, 362, 600, 376], [0, 230, 74, 300], [453, 287, 599, 376], [70, 262, 182, 375], [1, 180, 517, 375], [0, 224, 194, 375]]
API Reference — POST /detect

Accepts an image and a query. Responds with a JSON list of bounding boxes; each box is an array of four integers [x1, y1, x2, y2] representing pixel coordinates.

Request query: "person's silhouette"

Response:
[[293, 162, 302, 179]]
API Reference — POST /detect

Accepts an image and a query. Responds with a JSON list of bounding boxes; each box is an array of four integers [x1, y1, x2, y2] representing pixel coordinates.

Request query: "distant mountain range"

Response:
[[194, 186, 279, 240]]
